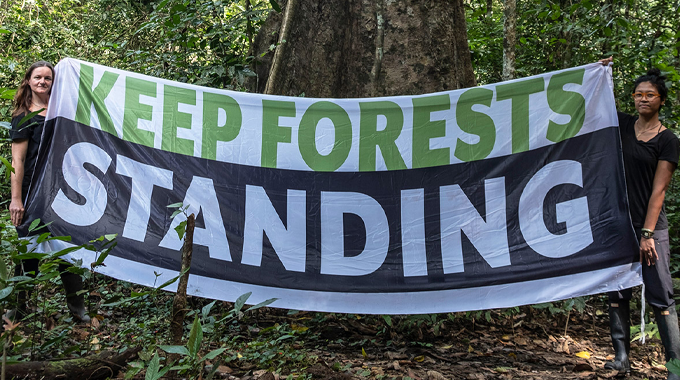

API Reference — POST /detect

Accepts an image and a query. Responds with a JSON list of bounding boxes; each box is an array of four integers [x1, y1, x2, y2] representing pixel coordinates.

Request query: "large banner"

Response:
[[23, 58, 641, 314]]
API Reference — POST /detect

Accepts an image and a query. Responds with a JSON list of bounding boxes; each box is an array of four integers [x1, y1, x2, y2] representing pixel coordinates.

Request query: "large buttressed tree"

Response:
[[248, 0, 477, 98]]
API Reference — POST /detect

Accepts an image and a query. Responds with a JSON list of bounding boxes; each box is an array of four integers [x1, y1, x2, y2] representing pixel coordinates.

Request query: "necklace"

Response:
[[31, 101, 47, 109], [635, 120, 662, 139]]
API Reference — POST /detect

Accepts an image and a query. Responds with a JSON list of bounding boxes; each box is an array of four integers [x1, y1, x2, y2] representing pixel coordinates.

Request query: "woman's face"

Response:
[[633, 81, 664, 117], [28, 66, 53, 98]]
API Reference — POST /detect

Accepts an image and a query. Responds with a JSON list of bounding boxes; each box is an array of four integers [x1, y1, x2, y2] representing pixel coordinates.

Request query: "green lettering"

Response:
[[496, 77, 544, 153], [122, 76, 157, 148], [546, 69, 586, 143], [261, 100, 295, 168], [75, 64, 119, 135], [358, 101, 406, 171], [162, 85, 196, 156], [454, 88, 496, 162], [412, 94, 450, 168], [298, 101, 351, 172], [202, 92, 242, 160]]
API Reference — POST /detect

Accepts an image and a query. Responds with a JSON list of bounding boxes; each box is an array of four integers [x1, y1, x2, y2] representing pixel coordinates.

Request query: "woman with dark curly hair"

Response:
[[601, 58, 680, 379], [9, 61, 90, 323]]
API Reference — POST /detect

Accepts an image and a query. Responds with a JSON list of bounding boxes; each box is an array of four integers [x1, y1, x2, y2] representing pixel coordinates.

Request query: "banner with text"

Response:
[[23, 58, 641, 314]]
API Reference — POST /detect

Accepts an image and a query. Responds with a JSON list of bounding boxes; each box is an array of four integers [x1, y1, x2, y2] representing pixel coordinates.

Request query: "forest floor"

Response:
[[9, 278, 676, 380], [210, 306, 672, 380]]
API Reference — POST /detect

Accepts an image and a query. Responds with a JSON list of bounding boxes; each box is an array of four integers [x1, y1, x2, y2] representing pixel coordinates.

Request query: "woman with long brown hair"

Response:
[[9, 61, 90, 323]]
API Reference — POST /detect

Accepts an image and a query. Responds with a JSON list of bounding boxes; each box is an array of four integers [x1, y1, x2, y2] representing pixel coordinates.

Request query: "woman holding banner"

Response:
[[601, 58, 680, 378], [8, 61, 90, 323]]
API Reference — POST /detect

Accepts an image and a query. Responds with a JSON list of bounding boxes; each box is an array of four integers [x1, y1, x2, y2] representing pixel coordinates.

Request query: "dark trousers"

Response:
[[15, 259, 71, 279], [609, 229, 675, 309]]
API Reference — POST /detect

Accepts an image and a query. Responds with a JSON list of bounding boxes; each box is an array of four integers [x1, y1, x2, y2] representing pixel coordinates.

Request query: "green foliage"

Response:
[[532, 297, 587, 315], [667, 358, 680, 375], [125, 292, 281, 379], [0, 0, 273, 102], [467, 0, 680, 123], [143, 353, 172, 380], [0, 216, 118, 364], [631, 322, 659, 342]]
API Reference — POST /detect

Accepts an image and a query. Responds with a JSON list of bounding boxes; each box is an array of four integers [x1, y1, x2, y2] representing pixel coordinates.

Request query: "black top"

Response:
[[618, 112, 679, 229], [10, 113, 45, 202]]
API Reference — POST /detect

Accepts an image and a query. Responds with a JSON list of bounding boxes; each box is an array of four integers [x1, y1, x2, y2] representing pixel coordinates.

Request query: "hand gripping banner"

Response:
[[22, 58, 641, 314]]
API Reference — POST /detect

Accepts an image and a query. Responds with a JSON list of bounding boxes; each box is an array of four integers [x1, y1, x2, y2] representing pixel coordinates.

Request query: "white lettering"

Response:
[[519, 160, 593, 257], [159, 176, 231, 261], [320, 191, 389, 276], [51, 142, 112, 226], [401, 188, 428, 276], [242, 186, 307, 272], [116, 156, 173, 242], [439, 177, 509, 273]]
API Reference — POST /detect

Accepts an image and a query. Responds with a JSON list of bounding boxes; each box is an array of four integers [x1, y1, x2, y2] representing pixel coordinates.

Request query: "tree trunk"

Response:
[[170, 213, 195, 346], [249, 0, 476, 97], [4, 347, 140, 380], [502, 0, 516, 81]]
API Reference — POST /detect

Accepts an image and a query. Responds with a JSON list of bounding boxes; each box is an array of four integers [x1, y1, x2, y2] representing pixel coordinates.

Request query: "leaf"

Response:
[[156, 274, 180, 290], [234, 292, 252, 314], [0, 286, 13, 301], [101, 295, 140, 307], [50, 235, 72, 242], [175, 220, 187, 240], [8, 276, 33, 283], [92, 250, 110, 268], [291, 324, 308, 332], [17, 110, 43, 129], [159, 345, 190, 356], [145, 353, 161, 380], [0, 157, 14, 174], [0, 89, 14, 100], [361, 347, 367, 358], [244, 297, 277, 312], [0, 261, 7, 281], [101, 294, 122, 305], [382, 315, 392, 327], [269, 0, 281, 12], [3, 314, 20, 331], [202, 300, 217, 319], [575, 351, 591, 359], [187, 316, 203, 357], [28, 219, 41, 232], [667, 358, 680, 375], [203, 347, 227, 361], [167, 202, 183, 208]]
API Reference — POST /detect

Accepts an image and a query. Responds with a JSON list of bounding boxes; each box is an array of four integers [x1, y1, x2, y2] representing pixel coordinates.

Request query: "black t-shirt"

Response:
[[10, 113, 45, 202], [618, 112, 679, 229]]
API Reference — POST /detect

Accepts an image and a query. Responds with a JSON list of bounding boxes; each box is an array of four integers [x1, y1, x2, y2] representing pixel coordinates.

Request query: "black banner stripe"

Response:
[[24, 117, 638, 293]]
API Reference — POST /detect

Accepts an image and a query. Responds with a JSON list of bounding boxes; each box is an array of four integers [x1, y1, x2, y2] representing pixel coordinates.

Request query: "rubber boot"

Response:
[[654, 306, 680, 380], [60, 271, 90, 323], [605, 300, 631, 375]]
